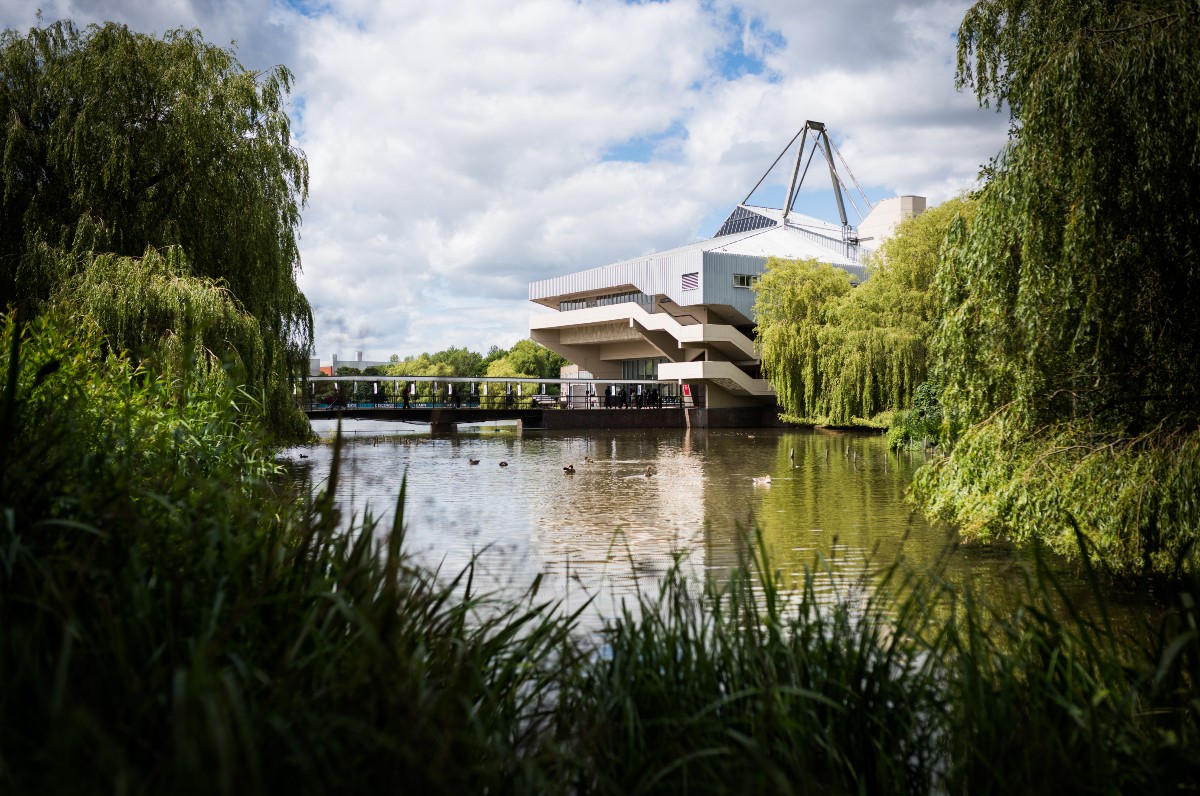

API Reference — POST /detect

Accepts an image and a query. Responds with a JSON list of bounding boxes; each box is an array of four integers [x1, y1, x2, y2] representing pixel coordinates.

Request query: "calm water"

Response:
[[281, 419, 1154, 629]]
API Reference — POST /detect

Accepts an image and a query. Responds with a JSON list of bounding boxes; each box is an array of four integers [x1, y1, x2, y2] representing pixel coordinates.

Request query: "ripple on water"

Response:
[[282, 423, 1153, 632]]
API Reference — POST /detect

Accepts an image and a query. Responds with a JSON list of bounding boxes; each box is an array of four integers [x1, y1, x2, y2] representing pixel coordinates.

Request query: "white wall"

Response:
[[857, 195, 926, 249]]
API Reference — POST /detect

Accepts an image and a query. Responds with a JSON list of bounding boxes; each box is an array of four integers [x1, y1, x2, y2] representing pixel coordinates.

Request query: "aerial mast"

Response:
[[745, 120, 872, 246]]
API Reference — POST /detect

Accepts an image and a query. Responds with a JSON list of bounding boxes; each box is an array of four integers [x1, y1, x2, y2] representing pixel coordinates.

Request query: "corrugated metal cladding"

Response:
[[529, 250, 707, 304], [702, 252, 769, 316]]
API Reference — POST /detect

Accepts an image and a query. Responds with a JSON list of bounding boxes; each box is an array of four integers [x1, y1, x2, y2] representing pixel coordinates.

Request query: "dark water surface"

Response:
[[282, 419, 1156, 630]]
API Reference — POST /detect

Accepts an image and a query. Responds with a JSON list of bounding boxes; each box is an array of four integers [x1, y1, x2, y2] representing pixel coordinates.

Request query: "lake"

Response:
[[282, 419, 1155, 630]]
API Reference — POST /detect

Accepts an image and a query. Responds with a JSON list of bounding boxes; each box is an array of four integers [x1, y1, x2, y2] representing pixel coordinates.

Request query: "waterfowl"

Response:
[[499, 461, 508, 467], [563, 464, 575, 474], [644, 465, 656, 477], [752, 475, 772, 485], [469, 458, 480, 465]]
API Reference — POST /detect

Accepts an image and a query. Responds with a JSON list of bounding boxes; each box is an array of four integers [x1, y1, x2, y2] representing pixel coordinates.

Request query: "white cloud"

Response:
[[1, 0, 1009, 362]]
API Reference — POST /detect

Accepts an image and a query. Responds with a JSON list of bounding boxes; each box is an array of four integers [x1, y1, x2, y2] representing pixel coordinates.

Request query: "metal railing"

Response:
[[299, 375, 696, 410]]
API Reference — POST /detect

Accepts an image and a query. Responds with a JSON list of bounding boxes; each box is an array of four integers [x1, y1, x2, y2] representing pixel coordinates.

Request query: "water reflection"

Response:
[[282, 420, 1155, 631]]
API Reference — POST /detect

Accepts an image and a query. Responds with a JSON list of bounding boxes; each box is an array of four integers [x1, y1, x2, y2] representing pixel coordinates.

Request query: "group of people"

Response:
[[602, 385, 663, 409], [398, 384, 462, 409]]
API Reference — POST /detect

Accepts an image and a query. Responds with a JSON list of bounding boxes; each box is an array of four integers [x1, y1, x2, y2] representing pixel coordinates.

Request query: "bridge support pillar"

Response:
[[429, 421, 457, 435]]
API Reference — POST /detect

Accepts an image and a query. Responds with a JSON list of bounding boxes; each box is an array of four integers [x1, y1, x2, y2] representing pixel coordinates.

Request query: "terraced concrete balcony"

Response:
[[530, 302, 758, 364], [659, 360, 775, 400]]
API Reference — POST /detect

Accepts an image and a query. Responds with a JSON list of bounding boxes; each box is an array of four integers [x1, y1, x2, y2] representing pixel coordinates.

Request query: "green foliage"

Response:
[[943, 0, 1200, 429], [916, 0, 1200, 574], [384, 345, 504, 380], [888, 379, 945, 450], [482, 344, 508, 369], [0, 310, 276, 526], [937, 542, 1200, 794], [474, 339, 566, 381], [566, 531, 1200, 794], [384, 355, 456, 379], [504, 338, 569, 380], [755, 197, 975, 424], [915, 409, 1200, 573], [429, 345, 485, 377], [52, 245, 265, 385], [573, 536, 947, 794], [3, 312, 1199, 792], [0, 311, 584, 793], [0, 19, 311, 438], [485, 357, 534, 379], [754, 257, 851, 422]]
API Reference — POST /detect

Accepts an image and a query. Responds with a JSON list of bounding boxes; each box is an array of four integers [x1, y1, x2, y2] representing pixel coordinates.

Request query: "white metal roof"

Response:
[[528, 201, 870, 313]]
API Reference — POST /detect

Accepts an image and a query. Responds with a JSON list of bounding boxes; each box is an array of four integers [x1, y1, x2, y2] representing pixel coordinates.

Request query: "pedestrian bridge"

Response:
[[300, 375, 688, 432], [301, 375, 685, 412]]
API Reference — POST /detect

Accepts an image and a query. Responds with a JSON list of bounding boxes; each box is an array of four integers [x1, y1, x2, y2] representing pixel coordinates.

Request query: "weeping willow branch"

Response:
[[1, 20, 312, 438], [915, 0, 1200, 574], [52, 246, 264, 391], [754, 197, 977, 425]]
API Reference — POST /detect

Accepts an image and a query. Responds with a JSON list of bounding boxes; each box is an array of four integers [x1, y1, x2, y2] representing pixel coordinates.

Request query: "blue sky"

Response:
[[0, 0, 1008, 362]]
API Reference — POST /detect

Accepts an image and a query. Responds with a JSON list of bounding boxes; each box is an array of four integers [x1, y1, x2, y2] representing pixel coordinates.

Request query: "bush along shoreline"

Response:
[[2, 312, 1199, 794]]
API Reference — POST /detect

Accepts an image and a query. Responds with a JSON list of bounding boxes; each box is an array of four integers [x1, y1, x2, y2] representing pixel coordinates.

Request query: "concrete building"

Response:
[[855, 195, 926, 248], [528, 124, 924, 409]]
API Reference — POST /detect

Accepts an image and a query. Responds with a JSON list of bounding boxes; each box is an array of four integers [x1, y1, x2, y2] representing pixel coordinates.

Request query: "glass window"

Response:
[[733, 273, 759, 288], [560, 291, 656, 313], [622, 357, 666, 380]]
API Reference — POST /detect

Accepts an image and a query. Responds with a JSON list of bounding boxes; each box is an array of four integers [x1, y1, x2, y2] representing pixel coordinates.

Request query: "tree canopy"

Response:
[[754, 196, 975, 425], [384, 356, 456, 379], [913, 0, 1200, 572], [940, 0, 1200, 430], [500, 339, 568, 381], [380, 339, 566, 382], [0, 19, 311, 436]]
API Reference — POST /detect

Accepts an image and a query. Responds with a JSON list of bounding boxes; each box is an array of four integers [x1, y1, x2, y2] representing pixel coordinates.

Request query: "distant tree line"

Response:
[[335, 339, 567, 381]]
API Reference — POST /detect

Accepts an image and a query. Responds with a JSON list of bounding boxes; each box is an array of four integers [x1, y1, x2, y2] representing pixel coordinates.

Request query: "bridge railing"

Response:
[[297, 375, 693, 410]]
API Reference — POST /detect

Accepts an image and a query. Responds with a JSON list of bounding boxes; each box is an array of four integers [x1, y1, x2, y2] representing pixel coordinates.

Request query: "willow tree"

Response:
[[53, 246, 264, 385], [754, 258, 852, 422], [821, 196, 977, 422], [914, 0, 1200, 572], [754, 197, 974, 424], [0, 19, 311, 437]]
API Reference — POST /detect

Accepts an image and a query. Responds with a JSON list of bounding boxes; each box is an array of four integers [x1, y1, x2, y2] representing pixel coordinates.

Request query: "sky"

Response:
[[1, 0, 1009, 363]]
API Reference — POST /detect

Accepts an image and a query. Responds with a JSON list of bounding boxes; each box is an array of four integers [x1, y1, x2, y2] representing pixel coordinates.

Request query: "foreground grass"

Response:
[[2, 313, 1198, 794]]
